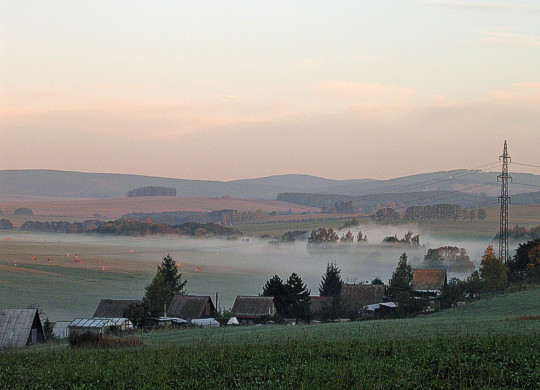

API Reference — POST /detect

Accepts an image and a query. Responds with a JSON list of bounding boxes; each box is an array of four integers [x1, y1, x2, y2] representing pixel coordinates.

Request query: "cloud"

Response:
[[2, 83, 538, 180], [478, 31, 540, 48], [313, 81, 417, 105], [293, 58, 324, 68], [419, 1, 540, 11]]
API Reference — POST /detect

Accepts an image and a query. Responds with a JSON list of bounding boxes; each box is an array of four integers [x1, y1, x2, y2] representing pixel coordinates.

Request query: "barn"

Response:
[[0, 309, 46, 348], [167, 295, 216, 320], [231, 296, 276, 324]]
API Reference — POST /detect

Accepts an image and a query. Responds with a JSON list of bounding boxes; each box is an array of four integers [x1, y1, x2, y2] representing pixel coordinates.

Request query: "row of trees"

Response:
[[126, 186, 176, 197], [423, 246, 476, 272], [382, 232, 420, 246], [308, 228, 367, 244], [372, 205, 487, 222]]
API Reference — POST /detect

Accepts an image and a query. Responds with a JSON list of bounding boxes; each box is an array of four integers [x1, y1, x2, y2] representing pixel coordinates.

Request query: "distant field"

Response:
[[1, 289, 538, 388], [0, 196, 317, 221], [239, 204, 540, 238]]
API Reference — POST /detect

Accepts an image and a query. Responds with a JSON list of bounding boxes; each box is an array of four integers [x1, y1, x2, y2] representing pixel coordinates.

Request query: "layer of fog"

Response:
[[1, 223, 514, 314]]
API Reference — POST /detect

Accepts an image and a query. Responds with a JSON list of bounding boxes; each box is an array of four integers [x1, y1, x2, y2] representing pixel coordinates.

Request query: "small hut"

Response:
[[0, 309, 46, 348]]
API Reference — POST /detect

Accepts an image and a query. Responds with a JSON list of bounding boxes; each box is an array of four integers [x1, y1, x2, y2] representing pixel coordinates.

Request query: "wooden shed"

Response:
[[0, 309, 46, 348]]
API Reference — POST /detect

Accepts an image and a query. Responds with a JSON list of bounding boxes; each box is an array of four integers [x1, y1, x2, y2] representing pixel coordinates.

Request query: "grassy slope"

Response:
[[1, 289, 538, 389]]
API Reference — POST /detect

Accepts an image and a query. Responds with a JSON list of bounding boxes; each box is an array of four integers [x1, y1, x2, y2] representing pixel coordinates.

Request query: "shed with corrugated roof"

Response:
[[0, 309, 45, 348]]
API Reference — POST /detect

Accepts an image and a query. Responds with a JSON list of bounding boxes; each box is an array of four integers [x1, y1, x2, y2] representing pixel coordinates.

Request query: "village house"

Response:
[[412, 269, 448, 311], [93, 299, 142, 318], [309, 296, 333, 320], [167, 295, 216, 321], [340, 284, 385, 314], [0, 309, 46, 348], [231, 296, 276, 325]]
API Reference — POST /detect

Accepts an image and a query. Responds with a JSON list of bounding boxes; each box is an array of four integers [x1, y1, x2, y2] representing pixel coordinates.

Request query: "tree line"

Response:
[[18, 219, 241, 237], [126, 186, 177, 197], [372, 204, 487, 222]]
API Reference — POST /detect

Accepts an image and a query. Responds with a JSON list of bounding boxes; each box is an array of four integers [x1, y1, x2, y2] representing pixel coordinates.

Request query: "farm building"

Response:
[[167, 295, 216, 320], [0, 309, 46, 348], [310, 296, 333, 319], [93, 299, 141, 318], [231, 296, 276, 324], [340, 284, 385, 312], [412, 269, 447, 296], [52, 321, 71, 339], [68, 318, 116, 335]]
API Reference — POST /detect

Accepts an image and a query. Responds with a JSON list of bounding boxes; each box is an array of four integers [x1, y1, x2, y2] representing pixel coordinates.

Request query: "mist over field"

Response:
[[0, 224, 506, 321]]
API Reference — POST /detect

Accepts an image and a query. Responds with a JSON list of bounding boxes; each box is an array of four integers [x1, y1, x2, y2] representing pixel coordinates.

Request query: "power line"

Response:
[[513, 182, 540, 189], [511, 162, 540, 169]]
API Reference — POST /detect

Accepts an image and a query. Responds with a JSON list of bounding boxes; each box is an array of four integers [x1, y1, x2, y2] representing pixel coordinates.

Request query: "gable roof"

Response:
[[167, 295, 215, 319], [0, 309, 44, 348], [340, 284, 384, 310], [310, 296, 333, 314], [231, 296, 275, 318], [412, 269, 447, 291], [93, 299, 141, 318]]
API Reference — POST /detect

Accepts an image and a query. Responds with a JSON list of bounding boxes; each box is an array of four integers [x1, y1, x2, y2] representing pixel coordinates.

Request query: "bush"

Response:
[[14, 207, 33, 216], [69, 332, 143, 348], [0, 219, 13, 229]]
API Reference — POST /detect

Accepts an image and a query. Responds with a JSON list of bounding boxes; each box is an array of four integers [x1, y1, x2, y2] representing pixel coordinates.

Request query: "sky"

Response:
[[1, 0, 539, 181]]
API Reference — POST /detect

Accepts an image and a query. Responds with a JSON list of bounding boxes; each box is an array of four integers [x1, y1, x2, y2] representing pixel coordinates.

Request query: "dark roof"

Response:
[[231, 296, 275, 318], [412, 269, 447, 291], [310, 296, 333, 314], [0, 309, 45, 348], [93, 299, 141, 318], [167, 295, 215, 319], [340, 284, 384, 310]]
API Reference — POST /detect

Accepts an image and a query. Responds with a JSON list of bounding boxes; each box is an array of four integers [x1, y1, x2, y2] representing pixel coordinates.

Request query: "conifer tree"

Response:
[[262, 275, 289, 315], [285, 273, 311, 321]]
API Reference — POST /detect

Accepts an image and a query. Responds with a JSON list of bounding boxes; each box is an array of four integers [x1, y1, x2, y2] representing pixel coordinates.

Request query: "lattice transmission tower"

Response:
[[498, 140, 512, 263]]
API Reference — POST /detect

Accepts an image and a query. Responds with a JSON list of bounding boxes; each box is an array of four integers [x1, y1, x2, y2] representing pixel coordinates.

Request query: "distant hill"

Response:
[[0, 169, 539, 201]]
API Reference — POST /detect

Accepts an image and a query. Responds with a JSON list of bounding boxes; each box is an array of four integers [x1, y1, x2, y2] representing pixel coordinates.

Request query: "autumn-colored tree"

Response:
[[479, 245, 507, 291]]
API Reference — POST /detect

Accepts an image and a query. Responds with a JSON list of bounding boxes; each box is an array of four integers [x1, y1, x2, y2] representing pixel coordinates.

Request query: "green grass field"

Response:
[[1, 289, 539, 389]]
